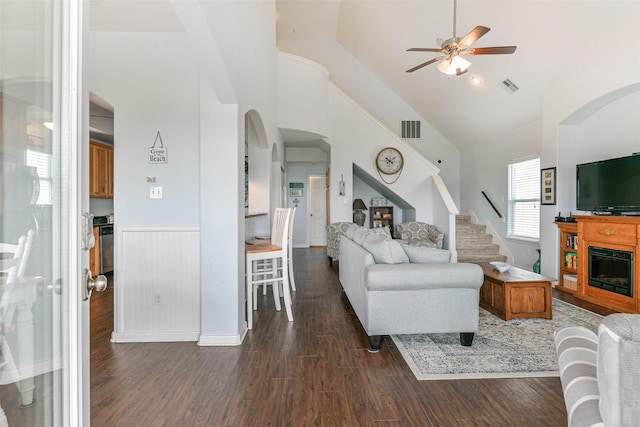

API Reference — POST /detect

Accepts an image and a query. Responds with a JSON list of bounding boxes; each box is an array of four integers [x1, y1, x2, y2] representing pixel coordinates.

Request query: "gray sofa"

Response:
[[555, 313, 640, 427], [338, 225, 484, 351]]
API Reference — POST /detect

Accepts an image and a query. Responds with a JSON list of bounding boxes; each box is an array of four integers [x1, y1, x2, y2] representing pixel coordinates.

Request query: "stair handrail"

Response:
[[482, 191, 503, 220]]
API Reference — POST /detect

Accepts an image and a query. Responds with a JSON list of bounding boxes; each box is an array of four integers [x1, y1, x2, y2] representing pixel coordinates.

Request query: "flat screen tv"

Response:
[[576, 153, 640, 215]]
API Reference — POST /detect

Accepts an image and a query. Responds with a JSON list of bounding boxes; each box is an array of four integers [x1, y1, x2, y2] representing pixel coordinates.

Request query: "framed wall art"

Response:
[[541, 167, 556, 205]]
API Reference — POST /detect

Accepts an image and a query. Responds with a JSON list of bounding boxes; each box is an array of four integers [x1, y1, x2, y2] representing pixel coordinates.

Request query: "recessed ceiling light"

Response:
[[470, 76, 483, 86]]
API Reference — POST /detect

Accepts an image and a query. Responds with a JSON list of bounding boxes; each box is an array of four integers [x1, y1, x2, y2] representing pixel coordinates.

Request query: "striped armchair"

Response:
[[555, 313, 640, 427], [394, 222, 444, 249]]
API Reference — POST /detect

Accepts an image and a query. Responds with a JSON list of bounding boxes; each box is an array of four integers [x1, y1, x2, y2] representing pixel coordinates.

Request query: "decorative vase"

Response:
[[353, 210, 366, 227], [533, 249, 541, 273]]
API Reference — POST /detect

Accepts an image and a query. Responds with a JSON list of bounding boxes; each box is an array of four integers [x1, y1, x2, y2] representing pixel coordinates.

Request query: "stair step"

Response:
[[456, 214, 472, 225], [457, 242, 501, 252], [457, 234, 494, 245], [456, 224, 488, 236], [455, 213, 507, 264], [458, 254, 508, 263]]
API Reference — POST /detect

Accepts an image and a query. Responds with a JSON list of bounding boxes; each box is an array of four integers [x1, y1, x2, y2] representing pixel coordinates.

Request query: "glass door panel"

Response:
[[1, 0, 84, 425]]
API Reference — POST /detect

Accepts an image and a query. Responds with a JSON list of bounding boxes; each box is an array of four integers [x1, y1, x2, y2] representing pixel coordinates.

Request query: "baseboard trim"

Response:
[[198, 326, 247, 346], [111, 331, 199, 343]]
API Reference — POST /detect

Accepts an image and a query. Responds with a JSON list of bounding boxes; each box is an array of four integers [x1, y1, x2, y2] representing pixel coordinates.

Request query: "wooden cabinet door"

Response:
[[106, 145, 114, 197], [89, 141, 113, 198]]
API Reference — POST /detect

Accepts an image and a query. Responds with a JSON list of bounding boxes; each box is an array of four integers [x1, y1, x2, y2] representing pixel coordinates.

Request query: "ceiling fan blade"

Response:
[[467, 46, 517, 55], [407, 47, 443, 53], [458, 25, 490, 47], [406, 56, 446, 73]]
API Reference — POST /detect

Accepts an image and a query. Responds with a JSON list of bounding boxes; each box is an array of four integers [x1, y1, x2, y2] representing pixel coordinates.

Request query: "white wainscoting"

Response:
[[113, 227, 200, 342]]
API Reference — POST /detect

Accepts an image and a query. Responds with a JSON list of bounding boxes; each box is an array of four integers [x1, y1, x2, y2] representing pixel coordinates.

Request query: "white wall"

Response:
[[90, 1, 281, 344], [460, 120, 543, 269], [328, 85, 442, 229], [277, 53, 330, 138], [277, 40, 461, 205], [90, 33, 201, 227], [460, 50, 640, 277], [90, 32, 203, 340]]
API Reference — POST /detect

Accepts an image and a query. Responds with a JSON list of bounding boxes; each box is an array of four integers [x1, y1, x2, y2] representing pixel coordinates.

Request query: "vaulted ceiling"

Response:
[[89, 1, 640, 150], [276, 0, 640, 148]]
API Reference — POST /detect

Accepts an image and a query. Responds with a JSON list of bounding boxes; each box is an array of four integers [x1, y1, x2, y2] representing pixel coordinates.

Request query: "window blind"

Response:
[[508, 157, 540, 240], [26, 149, 52, 205]]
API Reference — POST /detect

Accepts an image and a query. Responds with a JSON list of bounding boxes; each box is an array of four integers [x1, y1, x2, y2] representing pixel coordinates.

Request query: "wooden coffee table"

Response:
[[477, 262, 552, 321]]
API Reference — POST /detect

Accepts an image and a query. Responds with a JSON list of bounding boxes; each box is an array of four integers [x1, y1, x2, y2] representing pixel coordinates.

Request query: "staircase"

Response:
[[456, 214, 507, 263]]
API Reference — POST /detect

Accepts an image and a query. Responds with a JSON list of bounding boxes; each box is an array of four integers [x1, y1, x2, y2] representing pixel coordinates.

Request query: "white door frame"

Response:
[[69, 0, 89, 424]]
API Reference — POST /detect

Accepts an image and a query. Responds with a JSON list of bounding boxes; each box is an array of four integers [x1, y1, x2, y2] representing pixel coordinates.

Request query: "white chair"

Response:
[[0, 231, 32, 427], [286, 208, 296, 291], [245, 208, 293, 329], [0, 232, 29, 282]]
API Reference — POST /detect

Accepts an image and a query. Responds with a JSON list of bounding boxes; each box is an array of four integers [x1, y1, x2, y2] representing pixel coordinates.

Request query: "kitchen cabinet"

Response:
[[90, 141, 114, 198]]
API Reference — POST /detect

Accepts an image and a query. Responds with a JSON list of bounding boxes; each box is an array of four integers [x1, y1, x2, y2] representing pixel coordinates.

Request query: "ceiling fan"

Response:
[[406, 0, 516, 76]]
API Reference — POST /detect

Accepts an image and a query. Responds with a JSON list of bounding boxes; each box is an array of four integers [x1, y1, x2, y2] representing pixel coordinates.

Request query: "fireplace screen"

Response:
[[588, 246, 634, 297]]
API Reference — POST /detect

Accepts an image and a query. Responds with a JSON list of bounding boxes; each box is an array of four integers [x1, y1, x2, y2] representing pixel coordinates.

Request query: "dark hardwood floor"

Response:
[[90, 248, 615, 426]]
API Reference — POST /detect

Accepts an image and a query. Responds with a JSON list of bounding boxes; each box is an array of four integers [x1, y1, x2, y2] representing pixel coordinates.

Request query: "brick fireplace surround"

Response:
[[560, 215, 640, 313]]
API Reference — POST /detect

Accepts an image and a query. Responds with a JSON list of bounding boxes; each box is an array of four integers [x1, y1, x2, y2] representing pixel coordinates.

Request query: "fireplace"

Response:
[[588, 246, 634, 297]]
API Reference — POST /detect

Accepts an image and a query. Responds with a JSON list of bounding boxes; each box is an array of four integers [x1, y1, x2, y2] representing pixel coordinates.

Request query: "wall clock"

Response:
[[375, 147, 404, 184]]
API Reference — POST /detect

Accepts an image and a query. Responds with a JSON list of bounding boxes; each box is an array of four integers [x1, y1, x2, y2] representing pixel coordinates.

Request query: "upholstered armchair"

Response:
[[326, 222, 360, 264], [394, 222, 444, 249]]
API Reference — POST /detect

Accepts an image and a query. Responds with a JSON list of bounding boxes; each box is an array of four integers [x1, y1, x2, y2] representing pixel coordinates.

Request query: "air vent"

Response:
[[501, 78, 519, 93], [401, 120, 421, 139]]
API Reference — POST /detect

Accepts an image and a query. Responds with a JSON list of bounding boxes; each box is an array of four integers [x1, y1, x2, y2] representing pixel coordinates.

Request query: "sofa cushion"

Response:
[[371, 227, 392, 238], [344, 223, 362, 239], [365, 262, 483, 291], [401, 244, 451, 263], [352, 228, 371, 245], [361, 235, 409, 264]]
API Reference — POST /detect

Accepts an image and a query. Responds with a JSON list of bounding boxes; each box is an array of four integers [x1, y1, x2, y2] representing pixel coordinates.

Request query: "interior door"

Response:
[[307, 175, 327, 246], [0, 0, 88, 425]]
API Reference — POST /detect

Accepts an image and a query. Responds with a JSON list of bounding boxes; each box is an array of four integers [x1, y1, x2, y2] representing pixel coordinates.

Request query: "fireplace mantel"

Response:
[[560, 215, 640, 313]]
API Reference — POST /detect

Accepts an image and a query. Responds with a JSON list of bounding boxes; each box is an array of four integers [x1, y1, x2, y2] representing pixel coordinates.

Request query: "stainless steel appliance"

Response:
[[93, 216, 114, 274]]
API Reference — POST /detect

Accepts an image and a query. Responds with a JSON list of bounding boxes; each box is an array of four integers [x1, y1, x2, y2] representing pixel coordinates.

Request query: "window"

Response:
[[26, 149, 53, 205], [508, 157, 540, 241]]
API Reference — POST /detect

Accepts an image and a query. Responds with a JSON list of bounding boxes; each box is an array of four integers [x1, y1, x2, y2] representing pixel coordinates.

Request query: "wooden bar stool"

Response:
[[245, 208, 293, 329]]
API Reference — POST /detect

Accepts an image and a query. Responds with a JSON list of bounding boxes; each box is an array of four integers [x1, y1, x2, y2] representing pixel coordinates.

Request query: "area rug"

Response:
[[390, 298, 603, 380]]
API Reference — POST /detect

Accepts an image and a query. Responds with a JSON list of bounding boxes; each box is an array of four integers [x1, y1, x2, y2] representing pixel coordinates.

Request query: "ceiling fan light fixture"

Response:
[[437, 55, 471, 76]]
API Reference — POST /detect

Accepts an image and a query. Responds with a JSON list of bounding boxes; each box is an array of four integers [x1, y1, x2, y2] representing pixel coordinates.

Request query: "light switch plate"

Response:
[[150, 186, 163, 199]]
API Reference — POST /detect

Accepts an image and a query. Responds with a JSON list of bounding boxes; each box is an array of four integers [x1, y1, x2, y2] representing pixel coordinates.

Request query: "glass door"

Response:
[[1, 0, 87, 425]]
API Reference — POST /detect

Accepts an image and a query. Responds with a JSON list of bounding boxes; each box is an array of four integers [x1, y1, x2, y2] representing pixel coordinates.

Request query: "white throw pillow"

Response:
[[362, 235, 409, 264], [371, 227, 392, 238], [345, 224, 362, 239], [352, 228, 370, 245], [401, 243, 451, 264]]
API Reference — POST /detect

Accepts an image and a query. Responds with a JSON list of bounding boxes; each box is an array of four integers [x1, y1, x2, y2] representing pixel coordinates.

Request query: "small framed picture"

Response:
[[290, 189, 302, 197], [541, 167, 556, 205]]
